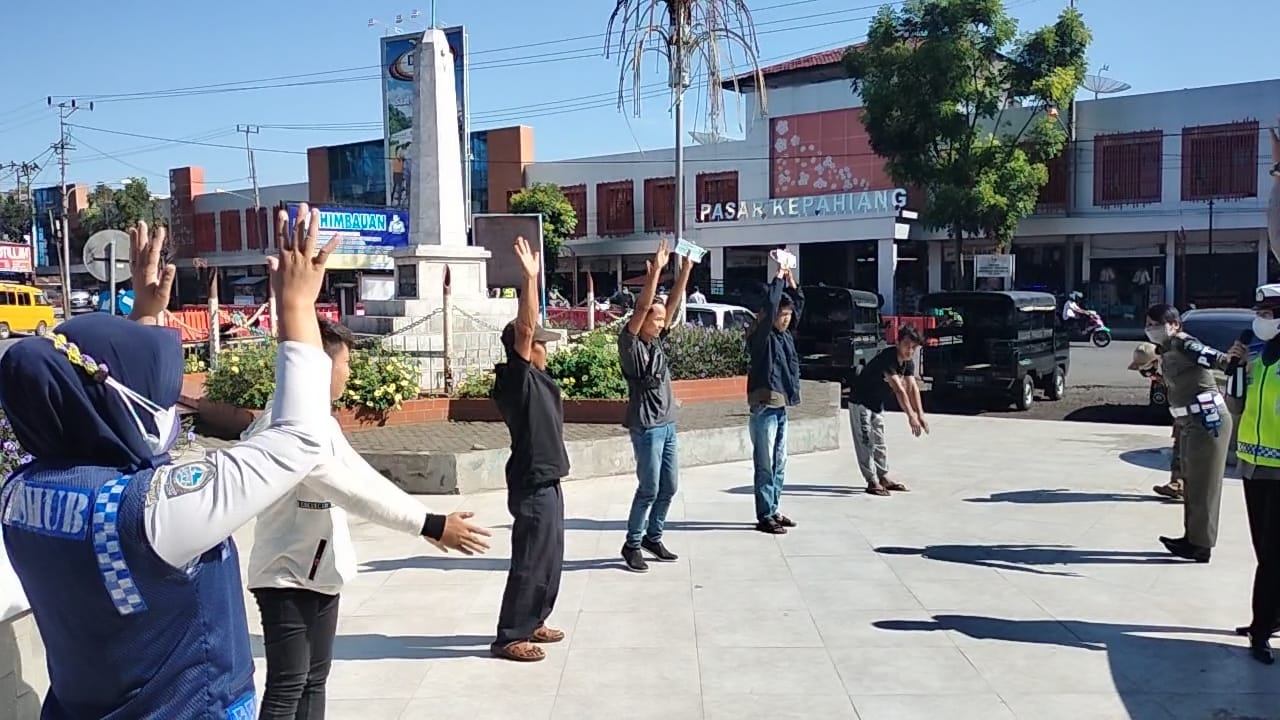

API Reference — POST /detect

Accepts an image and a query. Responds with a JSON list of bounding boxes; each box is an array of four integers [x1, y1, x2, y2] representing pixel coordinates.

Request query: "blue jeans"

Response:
[[626, 422, 679, 547], [749, 405, 789, 521]]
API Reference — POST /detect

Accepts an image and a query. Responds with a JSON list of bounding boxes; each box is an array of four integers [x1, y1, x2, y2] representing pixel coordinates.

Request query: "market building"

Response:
[[523, 49, 1280, 326]]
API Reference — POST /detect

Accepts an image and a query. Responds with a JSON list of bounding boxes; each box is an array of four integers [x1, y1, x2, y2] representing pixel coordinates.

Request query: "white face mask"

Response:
[[1144, 325, 1173, 344], [1253, 316, 1280, 342], [107, 377, 180, 456]]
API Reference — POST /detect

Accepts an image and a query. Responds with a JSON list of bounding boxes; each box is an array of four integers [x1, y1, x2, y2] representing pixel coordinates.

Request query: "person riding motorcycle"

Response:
[[1062, 292, 1090, 335]]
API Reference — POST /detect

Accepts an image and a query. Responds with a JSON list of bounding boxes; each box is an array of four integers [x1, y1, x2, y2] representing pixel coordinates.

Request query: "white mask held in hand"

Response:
[[1145, 325, 1173, 344], [1253, 316, 1280, 342]]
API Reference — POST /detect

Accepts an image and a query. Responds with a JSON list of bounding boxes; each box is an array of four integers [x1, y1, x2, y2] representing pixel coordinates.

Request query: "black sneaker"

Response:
[[756, 517, 788, 535], [773, 514, 796, 528], [621, 544, 649, 573], [641, 538, 679, 561]]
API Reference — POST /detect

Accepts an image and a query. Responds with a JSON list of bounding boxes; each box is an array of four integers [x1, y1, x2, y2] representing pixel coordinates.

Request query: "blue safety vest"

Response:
[[1, 464, 256, 719]]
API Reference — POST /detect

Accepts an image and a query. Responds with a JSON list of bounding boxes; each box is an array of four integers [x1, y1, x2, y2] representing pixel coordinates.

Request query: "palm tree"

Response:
[[604, 0, 767, 251]]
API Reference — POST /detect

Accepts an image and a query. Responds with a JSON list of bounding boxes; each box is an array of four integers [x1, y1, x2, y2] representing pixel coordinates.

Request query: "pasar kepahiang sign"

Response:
[[698, 188, 908, 223]]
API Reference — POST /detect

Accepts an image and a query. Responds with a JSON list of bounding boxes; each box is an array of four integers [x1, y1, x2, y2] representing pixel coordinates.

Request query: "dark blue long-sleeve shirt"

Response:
[[747, 278, 804, 408]]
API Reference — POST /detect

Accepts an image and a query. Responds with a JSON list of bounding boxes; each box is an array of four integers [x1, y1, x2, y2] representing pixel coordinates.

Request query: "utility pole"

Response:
[[237, 124, 262, 209], [48, 97, 92, 319], [1, 161, 39, 257]]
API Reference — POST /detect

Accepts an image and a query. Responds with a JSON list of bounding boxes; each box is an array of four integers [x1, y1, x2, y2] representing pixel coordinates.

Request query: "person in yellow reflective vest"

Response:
[[1234, 283, 1280, 665]]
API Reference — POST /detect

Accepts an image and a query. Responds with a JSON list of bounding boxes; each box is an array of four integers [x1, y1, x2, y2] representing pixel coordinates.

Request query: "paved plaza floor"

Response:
[[234, 413, 1278, 720]]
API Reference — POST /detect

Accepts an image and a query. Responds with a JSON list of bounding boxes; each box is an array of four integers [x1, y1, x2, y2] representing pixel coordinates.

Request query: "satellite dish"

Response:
[[82, 229, 131, 285], [1082, 73, 1131, 100], [690, 131, 735, 145]]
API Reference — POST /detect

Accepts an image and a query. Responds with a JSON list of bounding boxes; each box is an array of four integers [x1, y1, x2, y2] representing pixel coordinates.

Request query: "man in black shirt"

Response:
[[848, 325, 928, 496], [490, 236, 570, 663]]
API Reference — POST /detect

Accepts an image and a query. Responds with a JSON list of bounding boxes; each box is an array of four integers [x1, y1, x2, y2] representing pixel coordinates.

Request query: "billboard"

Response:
[[381, 27, 468, 216], [472, 214, 543, 289], [0, 243, 33, 273], [285, 205, 410, 271], [33, 186, 61, 267]]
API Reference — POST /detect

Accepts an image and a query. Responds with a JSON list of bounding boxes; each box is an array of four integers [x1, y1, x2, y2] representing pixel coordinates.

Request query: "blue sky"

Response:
[[0, 0, 1275, 192]]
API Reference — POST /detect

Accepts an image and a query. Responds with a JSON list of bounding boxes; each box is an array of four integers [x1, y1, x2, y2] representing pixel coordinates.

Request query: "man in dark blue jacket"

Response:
[[746, 266, 804, 534]]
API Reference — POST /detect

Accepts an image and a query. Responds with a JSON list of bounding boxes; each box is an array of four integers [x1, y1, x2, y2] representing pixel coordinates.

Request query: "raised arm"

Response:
[[784, 269, 804, 326], [511, 236, 542, 361], [144, 206, 340, 569], [126, 221, 176, 326], [665, 253, 697, 320], [627, 239, 671, 336]]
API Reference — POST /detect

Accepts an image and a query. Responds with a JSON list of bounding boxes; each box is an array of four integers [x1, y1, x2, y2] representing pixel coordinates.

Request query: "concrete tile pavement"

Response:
[[232, 412, 1278, 720]]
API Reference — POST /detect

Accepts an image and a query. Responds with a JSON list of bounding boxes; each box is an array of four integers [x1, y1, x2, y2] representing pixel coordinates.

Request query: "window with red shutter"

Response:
[[1093, 130, 1163, 207], [1036, 152, 1068, 211], [559, 184, 587, 237], [643, 177, 676, 233], [696, 171, 739, 221], [1181, 120, 1259, 201], [596, 180, 635, 236]]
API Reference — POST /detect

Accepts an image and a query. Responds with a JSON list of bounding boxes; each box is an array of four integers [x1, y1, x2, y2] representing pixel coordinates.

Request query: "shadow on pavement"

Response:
[[252, 633, 494, 661], [876, 543, 1186, 577], [873, 615, 1271, 720], [723, 483, 861, 497], [965, 488, 1173, 505], [492, 518, 754, 532], [359, 555, 621, 573], [1120, 447, 1175, 472], [1065, 403, 1168, 425]]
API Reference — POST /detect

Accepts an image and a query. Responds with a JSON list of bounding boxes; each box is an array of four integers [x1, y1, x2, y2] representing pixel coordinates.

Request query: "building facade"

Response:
[[524, 49, 1280, 325], [166, 126, 532, 309]]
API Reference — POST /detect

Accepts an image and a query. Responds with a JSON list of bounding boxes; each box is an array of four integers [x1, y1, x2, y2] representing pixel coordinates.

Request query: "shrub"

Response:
[[204, 340, 421, 413], [0, 411, 33, 478], [664, 325, 749, 380], [183, 347, 208, 374], [546, 328, 628, 399], [338, 344, 421, 413], [204, 340, 277, 410], [454, 370, 495, 399]]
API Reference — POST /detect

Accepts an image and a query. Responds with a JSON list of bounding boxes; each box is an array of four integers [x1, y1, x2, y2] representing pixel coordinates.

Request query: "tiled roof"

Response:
[[724, 46, 855, 89]]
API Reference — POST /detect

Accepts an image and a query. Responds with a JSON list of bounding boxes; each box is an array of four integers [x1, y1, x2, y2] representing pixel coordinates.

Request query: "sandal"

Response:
[[866, 485, 890, 497], [532, 625, 565, 643], [879, 479, 908, 492], [491, 641, 545, 662]]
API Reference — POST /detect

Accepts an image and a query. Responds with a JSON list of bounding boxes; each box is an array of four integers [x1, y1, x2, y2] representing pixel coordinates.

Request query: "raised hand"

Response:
[[270, 204, 338, 310], [654, 238, 672, 270], [514, 235, 540, 279], [432, 512, 493, 555], [128, 220, 176, 322]]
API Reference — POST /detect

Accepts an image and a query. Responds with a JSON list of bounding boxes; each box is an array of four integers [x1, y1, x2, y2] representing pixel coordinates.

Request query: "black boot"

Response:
[[1249, 634, 1275, 665]]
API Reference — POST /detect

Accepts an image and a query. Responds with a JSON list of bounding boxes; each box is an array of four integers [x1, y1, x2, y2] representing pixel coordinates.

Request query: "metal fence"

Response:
[[361, 305, 509, 395]]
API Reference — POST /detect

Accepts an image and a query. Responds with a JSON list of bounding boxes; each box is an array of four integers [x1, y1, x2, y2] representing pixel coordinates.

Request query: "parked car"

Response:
[[1148, 308, 1260, 408], [919, 290, 1070, 411], [793, 284, 886, 384], [684, 302, 755, 331], [69, 289, 94, 314]]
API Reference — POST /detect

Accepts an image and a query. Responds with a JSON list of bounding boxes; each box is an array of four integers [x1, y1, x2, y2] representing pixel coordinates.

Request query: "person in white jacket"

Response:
[[245, 317, 491, 720]]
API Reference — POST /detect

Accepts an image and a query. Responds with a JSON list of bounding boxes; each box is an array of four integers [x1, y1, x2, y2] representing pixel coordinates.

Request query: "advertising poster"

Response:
[[0, 243, 33, 274], [381, 27, 468, 214], [285, 205, 410, 271]]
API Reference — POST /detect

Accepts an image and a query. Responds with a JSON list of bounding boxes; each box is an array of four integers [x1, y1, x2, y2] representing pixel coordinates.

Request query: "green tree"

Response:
[[0, 194, 33, 242], [79, 177, 158, 236], [844, 0, 1090, 285], [507, 182, 577, 260]]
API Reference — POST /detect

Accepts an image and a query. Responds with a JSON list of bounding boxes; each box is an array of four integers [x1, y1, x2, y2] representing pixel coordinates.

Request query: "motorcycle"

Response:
[[1070, 310, 1112, 348]]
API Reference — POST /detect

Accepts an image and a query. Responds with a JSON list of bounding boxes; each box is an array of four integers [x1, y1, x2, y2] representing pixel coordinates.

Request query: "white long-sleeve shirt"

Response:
[[242, 402, 433, 595], [143, 341, 336, 569]]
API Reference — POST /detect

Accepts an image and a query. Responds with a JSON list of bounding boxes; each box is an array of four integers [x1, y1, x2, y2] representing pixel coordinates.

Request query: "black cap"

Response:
[[501, 320, 558, 352]]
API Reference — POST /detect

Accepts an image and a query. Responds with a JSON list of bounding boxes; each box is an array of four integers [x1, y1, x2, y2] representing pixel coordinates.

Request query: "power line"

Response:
[[66, 120, 1280, 167], [48, 2, 901, 107]]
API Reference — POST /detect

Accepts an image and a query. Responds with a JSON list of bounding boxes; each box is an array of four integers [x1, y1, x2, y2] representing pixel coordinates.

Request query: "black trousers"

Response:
[[1245, 478, 1280, 636], [494, 482, 565, 647], [253, 588, 341, 720]]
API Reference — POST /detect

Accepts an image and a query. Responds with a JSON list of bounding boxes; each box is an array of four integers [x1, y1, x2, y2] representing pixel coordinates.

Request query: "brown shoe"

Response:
[[531, 625, 565, 643], [1153, 481, 1183, 500], [490, 641, 546, 662]]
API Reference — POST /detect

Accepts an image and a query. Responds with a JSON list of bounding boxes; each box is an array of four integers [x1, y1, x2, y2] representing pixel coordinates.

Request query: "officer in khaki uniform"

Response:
[[1129, 343, 1185, 500], [1232, 284, 1280, 665], [1144, 304, 1239, 563]]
